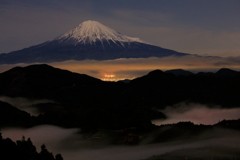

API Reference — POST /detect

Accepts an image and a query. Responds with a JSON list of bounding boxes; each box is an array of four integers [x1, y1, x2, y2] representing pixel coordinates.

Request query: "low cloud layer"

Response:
[[2, 125, 240, 160], [30, 55, 240, 80], [153, 103, 240, 125], [1, 125, 79, 152], [0, 96, 54, 116]]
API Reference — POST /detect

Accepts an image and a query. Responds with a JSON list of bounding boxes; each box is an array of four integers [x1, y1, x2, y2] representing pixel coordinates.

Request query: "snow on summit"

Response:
[[58, 20, 143, 45]]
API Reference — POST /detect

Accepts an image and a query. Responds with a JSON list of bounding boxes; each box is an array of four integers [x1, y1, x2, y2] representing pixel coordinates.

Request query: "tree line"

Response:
[[0, 133, 63, 160]]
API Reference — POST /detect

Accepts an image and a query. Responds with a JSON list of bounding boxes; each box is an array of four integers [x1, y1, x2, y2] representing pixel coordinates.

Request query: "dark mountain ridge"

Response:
[[1, 64, 240, 129], [1, 64, 240, 107]]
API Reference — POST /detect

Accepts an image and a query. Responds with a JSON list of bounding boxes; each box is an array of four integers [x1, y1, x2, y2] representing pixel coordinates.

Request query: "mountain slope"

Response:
[[0, 64, 102, 98], [130, 68, 240, 107], [0, 20, 187, 64], [1, 64, 240, 129], [0, 101, 33, 127], [1, 65, 240, 108], [0, 64, 165, 129]]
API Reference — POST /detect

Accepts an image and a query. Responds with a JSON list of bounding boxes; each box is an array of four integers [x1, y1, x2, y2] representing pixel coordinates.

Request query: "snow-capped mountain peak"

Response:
[[0, 20, 187, 64], [58, 20, 143, 45]]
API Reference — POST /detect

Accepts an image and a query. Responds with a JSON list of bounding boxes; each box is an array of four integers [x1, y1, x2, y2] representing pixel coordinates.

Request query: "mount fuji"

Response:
[[0, 20, 188, 64]]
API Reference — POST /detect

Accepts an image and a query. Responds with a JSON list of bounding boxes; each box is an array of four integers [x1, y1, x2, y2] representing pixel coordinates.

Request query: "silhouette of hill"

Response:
[[151, 119, 240, 143], [0, 65, 165, 129], [0, 64, 102, 98], [0, 101, 34, 127], [130, 68, 240, 107], [216, 68, 240, 76], [0, 64, 240, 129], [215, 119, 240, 130], [165, 69, 194, 76]]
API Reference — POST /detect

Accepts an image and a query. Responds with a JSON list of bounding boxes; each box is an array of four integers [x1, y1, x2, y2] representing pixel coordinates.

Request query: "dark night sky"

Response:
[[0, 0, 240, 56]]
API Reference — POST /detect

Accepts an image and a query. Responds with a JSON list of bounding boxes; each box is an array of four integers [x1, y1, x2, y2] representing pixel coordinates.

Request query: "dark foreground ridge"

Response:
[[0, 133, 63, 160], [0, 64, 240, 129]]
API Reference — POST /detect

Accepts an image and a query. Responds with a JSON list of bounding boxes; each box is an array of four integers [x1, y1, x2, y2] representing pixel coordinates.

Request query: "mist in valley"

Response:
[[152, 103, 240, 125], [1, 100, 240, 160], [1, 124, 240, 160], [0, 96, 54, 116]]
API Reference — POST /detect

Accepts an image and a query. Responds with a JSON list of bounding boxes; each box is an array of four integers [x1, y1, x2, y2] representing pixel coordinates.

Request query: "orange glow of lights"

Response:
[[102, 74, 117, 81], [104, 74, 115, 78]]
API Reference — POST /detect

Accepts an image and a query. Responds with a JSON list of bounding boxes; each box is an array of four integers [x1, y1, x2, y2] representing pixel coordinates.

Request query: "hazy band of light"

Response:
[[1, 55, 240, 81], [50, 56, 240, 80]]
